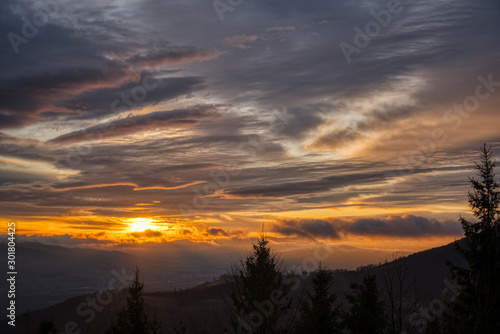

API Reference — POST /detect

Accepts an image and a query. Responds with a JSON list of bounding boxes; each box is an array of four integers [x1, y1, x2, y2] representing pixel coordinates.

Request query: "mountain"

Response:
[[0, 241, 232, 313], [0, 239, 466, 334], [0, 242, 135, 312]]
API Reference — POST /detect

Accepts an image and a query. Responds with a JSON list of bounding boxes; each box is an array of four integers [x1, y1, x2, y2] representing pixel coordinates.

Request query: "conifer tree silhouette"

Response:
[[295, 264, 342, 334], [446, 144, 500, 333], [106, 266, 161, 334], [343, 274, 386, 334], [226, 235, 292, 334]]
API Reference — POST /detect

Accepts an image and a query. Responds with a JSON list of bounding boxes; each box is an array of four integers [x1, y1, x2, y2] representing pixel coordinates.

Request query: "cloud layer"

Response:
[[1, 0, 499, 250], [271, 215, 462, 240]]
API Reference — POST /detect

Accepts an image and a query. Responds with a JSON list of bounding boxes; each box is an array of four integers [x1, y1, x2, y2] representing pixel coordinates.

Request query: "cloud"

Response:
[[266, 26, 295, 32], [271, 219, 341, 239], [224, 171, 387, 198], [279, 103, 335, 140], [48, 105, 222, 143], [0, 0, 217, 129], [345, 215, 463, 237], [307, 103, 421, 151], [129, 229, 164, 239], [205, 227, 230, 237], [271, 215, 463, 240], [1, 0, 499, 244], [126, 47, 222, 68], [223, 35, 259, 49], [0, 134, 54, 162], [56, 73, 205, 120]]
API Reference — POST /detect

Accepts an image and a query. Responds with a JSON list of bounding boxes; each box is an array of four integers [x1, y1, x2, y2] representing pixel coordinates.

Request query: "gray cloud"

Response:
[[1, 0, 499, 239], [57, 73, 205, 120], [271, 219, 341, 239], [48, 105, 221, 143], [345, 215, 463, 237], [271, 215, 463, 239]]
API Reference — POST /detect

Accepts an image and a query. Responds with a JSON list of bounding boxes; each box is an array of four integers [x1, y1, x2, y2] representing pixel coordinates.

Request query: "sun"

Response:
[[128, 218, 155, 232]]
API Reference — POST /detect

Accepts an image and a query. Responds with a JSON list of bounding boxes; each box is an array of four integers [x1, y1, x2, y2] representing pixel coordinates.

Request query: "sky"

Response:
[[1, 0, 500, 263]]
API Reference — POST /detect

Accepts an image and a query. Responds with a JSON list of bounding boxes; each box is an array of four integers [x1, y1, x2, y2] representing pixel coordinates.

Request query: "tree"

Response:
[[295, 264, 342, 334], [446, 144, 500, 333], [343, 273, 386, 334], [36, 318, 59, 334], [225, 235, 292, 334], [383, 255, 419, 334], [106, 266, 161, 334]]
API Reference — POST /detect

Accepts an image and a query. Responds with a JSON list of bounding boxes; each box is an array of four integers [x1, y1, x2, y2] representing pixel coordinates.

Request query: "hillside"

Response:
[[0, 239, 466, 333], [0, 242, 135, 312]]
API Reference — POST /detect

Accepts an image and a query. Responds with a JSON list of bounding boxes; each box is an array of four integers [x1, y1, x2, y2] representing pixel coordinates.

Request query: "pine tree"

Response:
[[226, 235, 292, 334], [343, 273, 386, 334], [295, 264, 342, 334], [127, 267, 150, 334], [446, 144, 500, 333], [106, 266, 161, 334]]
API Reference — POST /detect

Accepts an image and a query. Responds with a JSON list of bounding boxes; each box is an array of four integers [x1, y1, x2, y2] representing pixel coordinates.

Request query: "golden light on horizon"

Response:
[[128, 218, 156, 232]]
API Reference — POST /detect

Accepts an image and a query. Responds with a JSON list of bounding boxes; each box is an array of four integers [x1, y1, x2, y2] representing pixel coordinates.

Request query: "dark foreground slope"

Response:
[[1, 239, 466, 334]]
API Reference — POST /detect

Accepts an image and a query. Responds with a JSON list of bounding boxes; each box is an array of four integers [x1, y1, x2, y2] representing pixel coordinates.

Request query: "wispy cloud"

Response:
[[1, 0, 499, 252]]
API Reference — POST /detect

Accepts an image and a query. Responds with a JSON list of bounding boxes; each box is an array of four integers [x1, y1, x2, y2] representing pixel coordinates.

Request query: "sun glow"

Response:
[[128, 218, 156, 232]]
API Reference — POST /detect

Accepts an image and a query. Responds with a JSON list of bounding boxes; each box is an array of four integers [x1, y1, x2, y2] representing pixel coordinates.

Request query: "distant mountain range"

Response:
[[0, 241, 229, 313], [0, 239, 467, 333]]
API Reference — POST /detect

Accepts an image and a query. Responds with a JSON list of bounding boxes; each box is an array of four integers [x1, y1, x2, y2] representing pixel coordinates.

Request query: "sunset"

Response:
[[1, 0, 500, 333]]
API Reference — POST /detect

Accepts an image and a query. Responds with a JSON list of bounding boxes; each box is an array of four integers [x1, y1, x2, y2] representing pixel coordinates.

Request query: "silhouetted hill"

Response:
[[0, 239, 466, 333], [0, 241, 233, 314], [372, 239, 467, 300], [0, 242, 135, 312]]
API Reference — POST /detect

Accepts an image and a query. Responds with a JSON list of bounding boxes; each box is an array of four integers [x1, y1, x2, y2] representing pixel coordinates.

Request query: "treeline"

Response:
[[35, 145, 500, 333]]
